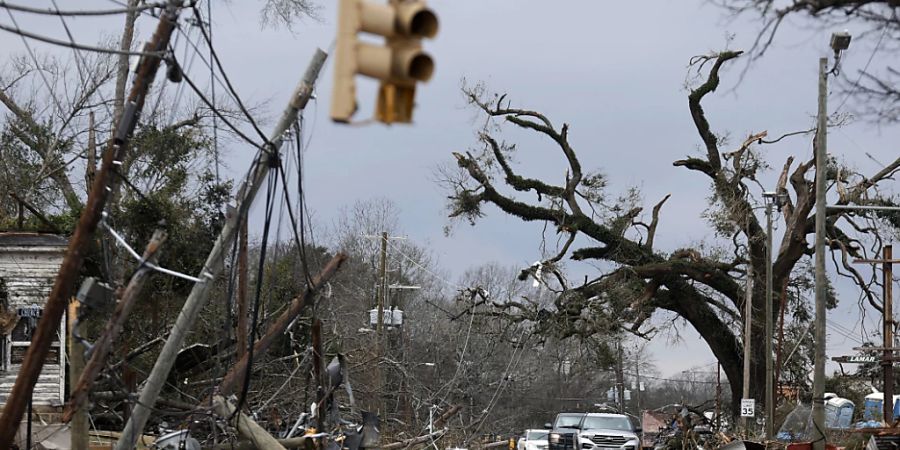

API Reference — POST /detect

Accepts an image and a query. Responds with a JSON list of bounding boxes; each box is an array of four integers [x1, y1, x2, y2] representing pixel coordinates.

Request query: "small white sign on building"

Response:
[[740, 398, 756, 417]]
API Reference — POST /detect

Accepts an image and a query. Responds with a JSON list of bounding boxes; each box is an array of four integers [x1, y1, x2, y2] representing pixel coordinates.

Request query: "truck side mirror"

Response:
[[544, 423, 552, 429], [634, 427, 642, 433]]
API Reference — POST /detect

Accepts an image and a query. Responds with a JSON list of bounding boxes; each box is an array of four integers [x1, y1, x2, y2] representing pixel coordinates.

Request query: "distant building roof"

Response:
[[0, 232, 68, 248]]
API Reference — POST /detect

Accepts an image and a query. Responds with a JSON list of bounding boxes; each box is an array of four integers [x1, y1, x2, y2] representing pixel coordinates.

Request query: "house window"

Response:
[[8, 305, 59, 365]]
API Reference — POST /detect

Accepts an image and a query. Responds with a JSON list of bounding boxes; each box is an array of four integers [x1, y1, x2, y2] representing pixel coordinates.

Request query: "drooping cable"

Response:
[[189, 5, 269, 146], [172, 52, 266, 150], [232, 159, 279, 417]]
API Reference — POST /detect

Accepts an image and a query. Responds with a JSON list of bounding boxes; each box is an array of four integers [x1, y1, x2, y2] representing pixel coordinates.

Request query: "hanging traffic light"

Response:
[[331, 0, 438, 124]]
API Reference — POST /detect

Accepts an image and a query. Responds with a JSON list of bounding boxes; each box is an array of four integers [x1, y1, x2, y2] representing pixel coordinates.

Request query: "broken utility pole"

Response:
[[201, 253, 346, 403], [0, 2, 184, 447], [63, 229, 167, 422], [115, 48, 329, 450]]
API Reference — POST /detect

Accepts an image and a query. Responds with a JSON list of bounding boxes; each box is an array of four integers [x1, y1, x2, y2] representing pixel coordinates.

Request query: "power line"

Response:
[[0, 1, 163, 17], [3, 7, 66, 117], [386, 239, 462, 291], [0, 20, 162, 56], [189, 5, 269, 146], [174, 52, 266, 150]]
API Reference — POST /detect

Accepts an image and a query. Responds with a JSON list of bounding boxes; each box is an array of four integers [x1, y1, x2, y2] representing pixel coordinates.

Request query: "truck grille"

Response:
[[590, 435, 628, 446], [549, 434, 576, 450]]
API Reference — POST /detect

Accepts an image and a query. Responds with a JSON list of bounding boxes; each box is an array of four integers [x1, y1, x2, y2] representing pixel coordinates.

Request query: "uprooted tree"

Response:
[[441, 50, 900, 412]]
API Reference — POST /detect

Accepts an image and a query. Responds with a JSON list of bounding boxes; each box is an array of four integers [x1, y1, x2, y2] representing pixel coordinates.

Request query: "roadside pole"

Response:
[[0, 2, 184, 446], [742, 264, 753, 433], [883, 246, 894, 424], [811, 56, 828, 450], [114, 48, 328, 450], [852, 245, 897, 423]]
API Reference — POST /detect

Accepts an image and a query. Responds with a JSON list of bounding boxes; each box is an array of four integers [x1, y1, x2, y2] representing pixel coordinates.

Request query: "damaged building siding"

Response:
[[0, 233, 68, 407]]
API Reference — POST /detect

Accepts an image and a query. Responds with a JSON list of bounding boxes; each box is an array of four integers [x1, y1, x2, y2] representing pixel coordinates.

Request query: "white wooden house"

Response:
[[0, 233, 68, 407]]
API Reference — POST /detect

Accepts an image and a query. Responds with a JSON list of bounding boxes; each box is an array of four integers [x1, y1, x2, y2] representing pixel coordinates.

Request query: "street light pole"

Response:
[[811, 55, 828, 450], [813, 31, 851, 450]]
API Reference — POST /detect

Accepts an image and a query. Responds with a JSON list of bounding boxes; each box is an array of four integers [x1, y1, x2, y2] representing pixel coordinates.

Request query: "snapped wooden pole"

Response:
[[68, 300, 88, 450], [63, 229, 167, 422], [212, 395, 287, 450], [0, 2, 183, 446], [205, 253, 346, 400]]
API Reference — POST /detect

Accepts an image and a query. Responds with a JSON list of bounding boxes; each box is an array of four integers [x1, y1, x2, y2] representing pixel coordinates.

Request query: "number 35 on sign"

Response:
[[740, 399, 755, 417]]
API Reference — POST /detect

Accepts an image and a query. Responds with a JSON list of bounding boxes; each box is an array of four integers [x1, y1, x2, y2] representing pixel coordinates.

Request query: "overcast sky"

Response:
[[1, 1, 898, 381]]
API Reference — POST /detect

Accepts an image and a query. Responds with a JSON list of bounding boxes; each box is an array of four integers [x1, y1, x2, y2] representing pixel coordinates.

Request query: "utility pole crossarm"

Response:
[[114, 48, 328, 450]]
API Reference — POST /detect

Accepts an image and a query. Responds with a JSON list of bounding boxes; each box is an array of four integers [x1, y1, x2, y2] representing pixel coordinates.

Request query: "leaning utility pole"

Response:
[[115, 48, 328, 450], [811, 55, 828, 450], [237, 220, 249, 360], [0, 2, 184, 446]]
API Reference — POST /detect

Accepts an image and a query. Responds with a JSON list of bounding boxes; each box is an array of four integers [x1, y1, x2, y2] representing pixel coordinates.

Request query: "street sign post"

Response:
[[740, 399, 756, 418]]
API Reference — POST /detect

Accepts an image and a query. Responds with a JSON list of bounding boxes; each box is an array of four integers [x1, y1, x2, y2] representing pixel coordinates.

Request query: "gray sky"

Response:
[[1, 1, 897, 381]]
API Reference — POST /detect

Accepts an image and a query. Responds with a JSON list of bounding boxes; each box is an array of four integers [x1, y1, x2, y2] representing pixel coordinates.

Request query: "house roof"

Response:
[[0, 232, 68, 248]]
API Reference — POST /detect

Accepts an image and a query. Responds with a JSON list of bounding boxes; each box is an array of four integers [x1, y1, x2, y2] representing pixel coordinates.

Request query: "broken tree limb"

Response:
[[382, 429, 449, 450], [63, 229, 167, 422], [206, 434, 325, 450], [0, 3, 184, 447], [432, 404, 462, 428], [212, 395, 286, 450], [115, 48, 329, 450], [476, 441, 510, 449], [207, 253, 347, 400]]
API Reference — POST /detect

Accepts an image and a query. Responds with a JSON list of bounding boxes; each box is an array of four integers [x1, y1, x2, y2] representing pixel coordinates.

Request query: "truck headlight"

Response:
[[549, 434, 561, 444]]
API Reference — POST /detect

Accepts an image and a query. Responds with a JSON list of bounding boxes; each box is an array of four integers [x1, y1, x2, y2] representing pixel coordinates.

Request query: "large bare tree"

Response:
[[441, 50, 900, 411]]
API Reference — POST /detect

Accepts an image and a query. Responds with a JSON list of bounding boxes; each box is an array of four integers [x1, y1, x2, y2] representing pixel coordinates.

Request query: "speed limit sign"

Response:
[[740, 399, 755, 417]]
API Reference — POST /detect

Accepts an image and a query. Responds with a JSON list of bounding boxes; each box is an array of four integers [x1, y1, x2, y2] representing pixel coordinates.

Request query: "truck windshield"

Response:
[[555, 414, 583, 428], [580, 416, 632, 431]]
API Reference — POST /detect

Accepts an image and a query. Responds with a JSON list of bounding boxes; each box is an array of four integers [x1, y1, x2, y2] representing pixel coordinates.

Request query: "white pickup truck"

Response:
[[547, 413, 641, 450]]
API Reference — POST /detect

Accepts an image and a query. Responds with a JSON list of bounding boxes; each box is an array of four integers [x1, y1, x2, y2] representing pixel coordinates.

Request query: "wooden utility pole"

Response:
[[635, 352, 642, 416], [765, 198, 775, 440], [742, 264, 753, 431], [615, 342, 625, 413], [68, 300, 88, 450], [200, 253, 346, 403], [853, 245, 896, 423], [376, 231, 388, 417], [237, 220, 249, 360], [115, 48, 328, 450], [64, 230, 167, 422], [883, 245, 894, 423], [0, 3, 183, 446], [312, 318, 325, 430], [212, 396, 287, 450], [715, 363, 722, 432]]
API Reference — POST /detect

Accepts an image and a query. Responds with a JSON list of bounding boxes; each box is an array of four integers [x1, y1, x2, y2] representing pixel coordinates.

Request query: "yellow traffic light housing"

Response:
[[331, 0, 438, 124]]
